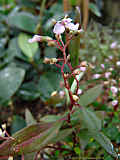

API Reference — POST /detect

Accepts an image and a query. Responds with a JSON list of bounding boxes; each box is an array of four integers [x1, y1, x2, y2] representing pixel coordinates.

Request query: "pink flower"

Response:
[[62, 18, 72, 24], [111, 100, 118, 106], [110, 86, 118, 94], [93, 74, 101, 79], [53, 17, 80, 35], [53, 22, 65, 35], [105, 72, 111, 78], [116, 61, 120, 66], [65, 23, 79, 31], [110, 41, 117, 49], [77, 89, 82, 95], [28, 35, 41, 43], [80, 67, 86, 72], [101, 64, 105, 69]]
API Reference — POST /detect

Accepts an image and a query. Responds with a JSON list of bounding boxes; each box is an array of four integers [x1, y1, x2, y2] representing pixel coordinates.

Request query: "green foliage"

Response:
[[8, 11, 37, 33], [0, 1, 119, 160], [0, 65, 25, 102], [18, 33, 38, 60]]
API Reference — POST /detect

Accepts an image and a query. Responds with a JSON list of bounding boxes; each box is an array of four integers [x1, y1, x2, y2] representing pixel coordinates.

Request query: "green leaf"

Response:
[[91, 131, 118, 158], [8, 11, 37, 33], [0, 65, 25, 101], [80, 108, 102, 131], [14, 121, 63, 154], [37, 72, 61, 101], [78, 129, 92, 150], [78, 84, 103, 107], [18, 33, 38, 60], [89, 3, 101, 17], [11, 115, 26, 134], [69, 0, 77, 6], [41, 115, 61, 123], [52, 128, 74, 143], [25, 108, 36, 126], [0, 122, 54, 156]]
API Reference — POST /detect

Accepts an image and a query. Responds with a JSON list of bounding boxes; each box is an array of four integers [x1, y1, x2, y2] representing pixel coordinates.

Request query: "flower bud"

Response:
[[51, 91, 58, 97], [72, 95, 79, 101], [43, 57, 50, 64], [50, 58, 58, 64]]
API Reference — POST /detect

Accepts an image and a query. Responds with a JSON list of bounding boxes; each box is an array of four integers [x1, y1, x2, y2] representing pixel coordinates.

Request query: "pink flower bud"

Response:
[[93, 74, 101, 79], [105, 72, 111, 78], [110, 41, 117, 49], [28, 35, 41, 43]]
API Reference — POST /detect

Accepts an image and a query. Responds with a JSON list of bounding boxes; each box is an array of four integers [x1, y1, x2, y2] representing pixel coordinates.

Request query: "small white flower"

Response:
[[62, 18, 72, 24], [110, 41, 117, 49], [59, 90, 65, 98], [109, 67, 114, 71], [93, 74, 101, 79], [101, 64, 105, 69], [8, 156, 13, 160], [111, 100, 118, 106], [53, 17, 80, 35], [108, 55, 113, 60], [116, 61, 120, 66], [80, 67, 86, 72], [105, 72, 111, 78], [0, 128, 5, 137], [65, 22, 79, 31], [28, 35, 41, 43], [105, 59, 109, 62], [53, 22, 65, 35], [77, 89, 82, 95], [110, 86, 118, 94]]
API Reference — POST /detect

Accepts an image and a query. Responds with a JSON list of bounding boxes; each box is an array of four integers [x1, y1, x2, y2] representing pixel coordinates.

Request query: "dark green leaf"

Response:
[[0, 65, 25, 100], [8, 12, 37, 33], [78, 84, 103, 107], [11, 115, 26, 134]]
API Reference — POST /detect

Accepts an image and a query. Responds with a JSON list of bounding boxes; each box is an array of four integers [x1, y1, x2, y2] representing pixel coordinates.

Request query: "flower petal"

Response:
[[53, 22, 65, 35], [65, 23, 79, 31]]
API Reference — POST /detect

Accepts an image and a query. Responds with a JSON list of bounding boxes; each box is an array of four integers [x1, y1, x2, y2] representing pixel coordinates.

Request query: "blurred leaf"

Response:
[[0, 65, 25, 100], [25, 108, 36, 126], [37, 72, 61, 101], [9, 38, 29, 62], [89, 3, 101, 17], [78, 129, 92, 150], [80, 108, 102, 131], [78, 84, 103, 107], [0, 122, 54, 156], [41, 115, 61, 123], [91, 131, 118, 158], [11, 115, 26, 134], [44, 47, 57, 58], [18, 82, 40, 101], [8, 11, 37, 33], [69, 0, 77, 6], [52, 128, 74, 143], [18, 33, 38, 60]]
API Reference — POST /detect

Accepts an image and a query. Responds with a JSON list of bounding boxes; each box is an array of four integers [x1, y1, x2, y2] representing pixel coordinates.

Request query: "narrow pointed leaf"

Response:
[[91, 131, 118, 158]]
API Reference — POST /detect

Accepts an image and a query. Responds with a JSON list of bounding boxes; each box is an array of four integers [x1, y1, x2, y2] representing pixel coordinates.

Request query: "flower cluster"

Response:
[[53, 17, 81, 35]]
